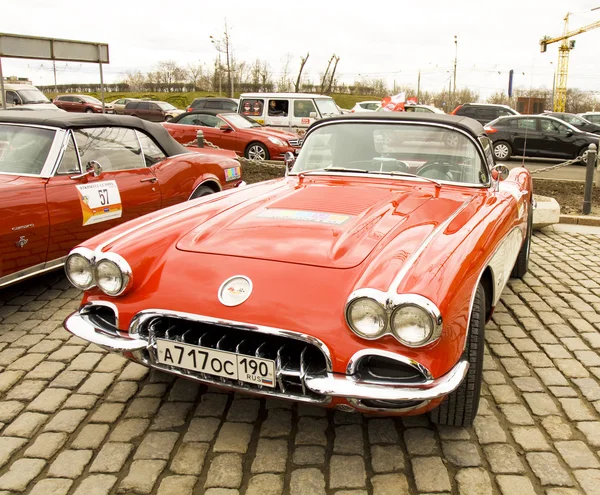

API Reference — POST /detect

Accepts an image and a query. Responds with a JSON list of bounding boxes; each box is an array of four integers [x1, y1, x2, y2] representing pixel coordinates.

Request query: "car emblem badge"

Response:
[[218, 276, 253, 307]]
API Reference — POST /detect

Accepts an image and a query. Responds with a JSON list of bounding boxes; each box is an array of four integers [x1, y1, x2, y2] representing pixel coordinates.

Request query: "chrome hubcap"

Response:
[[249, 146, 266, 161], [495, 144, 509, 159]]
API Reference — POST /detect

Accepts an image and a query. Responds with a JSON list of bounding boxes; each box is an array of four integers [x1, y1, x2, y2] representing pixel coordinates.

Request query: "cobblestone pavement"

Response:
[[1, 231, 600, 494]]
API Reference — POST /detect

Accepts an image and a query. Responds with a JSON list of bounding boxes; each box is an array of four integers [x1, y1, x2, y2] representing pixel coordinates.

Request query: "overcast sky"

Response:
[[2, 0, 600, 101]]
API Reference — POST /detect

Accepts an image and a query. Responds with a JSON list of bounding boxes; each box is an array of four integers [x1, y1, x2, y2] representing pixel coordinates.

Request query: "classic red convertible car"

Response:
[[64, 113, 532, 425], [163, 110, 302, 161], [0, 111, 243, 288]]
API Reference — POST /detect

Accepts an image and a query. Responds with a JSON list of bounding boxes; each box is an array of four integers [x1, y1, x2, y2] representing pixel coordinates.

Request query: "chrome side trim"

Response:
[[388, 197, 474, 292], [0, 256, 66, 289], [305, 359, 469, 402], [128, 309, 333, 372], [346, 348, 434, 382]]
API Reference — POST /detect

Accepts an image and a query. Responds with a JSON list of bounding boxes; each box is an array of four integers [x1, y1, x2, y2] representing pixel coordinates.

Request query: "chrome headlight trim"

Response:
[[94, 252, 132, 296], [65, 247, 96, 290], [345, 297, 387, 339], [344, 289, 443, 347]]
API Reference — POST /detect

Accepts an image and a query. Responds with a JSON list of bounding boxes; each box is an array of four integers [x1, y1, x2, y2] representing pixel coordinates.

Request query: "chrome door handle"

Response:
[[140, 177, 157, 183]]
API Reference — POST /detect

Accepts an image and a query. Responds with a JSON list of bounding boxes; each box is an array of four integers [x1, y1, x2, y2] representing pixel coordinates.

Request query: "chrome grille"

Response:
[[288, 138, 303, 147], [139, 316, 328, 401]]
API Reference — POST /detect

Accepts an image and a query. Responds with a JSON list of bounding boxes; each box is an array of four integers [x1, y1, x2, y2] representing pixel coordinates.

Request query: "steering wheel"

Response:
[[416, 160, 453, 181]]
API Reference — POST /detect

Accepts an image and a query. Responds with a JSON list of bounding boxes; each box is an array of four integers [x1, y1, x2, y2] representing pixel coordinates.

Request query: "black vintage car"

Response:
[[485, 115, 599, 162]]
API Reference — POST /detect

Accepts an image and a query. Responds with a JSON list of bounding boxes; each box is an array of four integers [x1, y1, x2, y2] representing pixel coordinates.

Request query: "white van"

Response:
[[238, 93, 342, 134], [1, 83, 60, 110]]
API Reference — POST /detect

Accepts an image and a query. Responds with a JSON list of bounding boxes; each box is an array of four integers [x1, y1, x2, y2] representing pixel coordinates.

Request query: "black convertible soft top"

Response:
[[0, 111, 188, 157], [313, 112, 485, 137]]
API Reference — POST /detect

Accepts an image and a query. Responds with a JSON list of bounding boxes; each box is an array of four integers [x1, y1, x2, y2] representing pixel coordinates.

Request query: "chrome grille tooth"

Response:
[[276, 345, 286, 393], [181, 329, 193, 344], [255, 342, 268, 358], [299, 346, 308, 395], [197, 331, 209, 346], [215, 335, 228, 350], [235, 339, 247, 354]]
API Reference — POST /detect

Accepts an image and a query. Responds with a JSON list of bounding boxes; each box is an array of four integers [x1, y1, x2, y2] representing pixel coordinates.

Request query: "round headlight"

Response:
[[347, 298, 387, 338], [65, 253, 94, 289], [95, 259, 124, 296], [391, 305, 434, 346]]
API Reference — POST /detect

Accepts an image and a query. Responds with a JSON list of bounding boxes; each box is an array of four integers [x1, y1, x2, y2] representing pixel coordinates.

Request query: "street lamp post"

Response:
[[453, 35, 458, 109]]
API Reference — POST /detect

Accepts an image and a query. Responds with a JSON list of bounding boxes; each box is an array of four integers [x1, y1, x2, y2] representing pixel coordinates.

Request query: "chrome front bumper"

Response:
[[64, 310, 468, 403]]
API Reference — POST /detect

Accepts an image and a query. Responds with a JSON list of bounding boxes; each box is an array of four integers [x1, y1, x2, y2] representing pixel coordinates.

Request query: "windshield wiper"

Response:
[[367, 170, 441, 188]]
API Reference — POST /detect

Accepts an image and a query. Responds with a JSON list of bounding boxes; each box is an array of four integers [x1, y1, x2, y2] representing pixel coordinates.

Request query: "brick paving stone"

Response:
[[171, 442, 209, 475], [62, 394, 97, 410], [483, 370, 506, 384], [48, 449, 93, 478], [89, 443, 133, 473], [290, 468, 326, 495], [0, 437, 27, 468], [368, 419, 399, 444], [473, 415, 507, 444], [513, 377, 544, 392], [483, 444, 525, 474], [71, 424, 110, 449], [50, 370, 88, 389], [118, 460, 166, 494], [125, 398, 161, 418], [226, 399, 260, 422], [536, 368, 570, 387], [183, 417, 221, 442], [412, 457, 451, 492], [105, 381, 138, 402], [205, 454, 243, 489], [498, 404, 535, 425], [577, 422, 600, 447], [550, 386, 579, 398], [526, 452, 574, 486], [48, 346, 85, 362], [0, 458, 45, 491], [371, 474, 410, 495], [68, 352, 103, 371], [573, 378, 600, 401], [204, 490, 240, 495], [575, 350, 600, 367], [109, 418, 149, 442], [556, 441, 600, 468], [134, 431, 179, 460], [0, 401, 24, 422], [489, 385, 519, 403], [117, 362, 149, 381], [436, 425, 471, 440], [0, 348, 26, 367], [167, 378, 201, 402], [542, 344, 572, 359], [555, 359, 590, 378], [90, 403, 125, 423], [251, 438, 288, 474], [260, 409, 292, 438], [455, 467, 493, 495], [523, 393, 560, 416], [574, 470, 600, 495], [496, 475, 538, 495], [499, 357, 531, 377], [78, 372, 115, 395], [441, 441, 482, 467], [512, 339, 539, 353], [26, 388, 70, 413], [24, 432, 67, 459], [370, 444, 405, 473], [25, 361, 66, 381], [0, 370, 24, 393], [293, 446, 325, 466], [329, 455, 366, 489], [195, 392, 229, 417], [559, 398, 596, 421], [404, 428, 437, 455], [3, 412, 47, 438], [6, 380, 47, 401], [28, 339, 62, 355], [44, 409, 87, 433], [138, 383, 168, 397], [246, 474, 284, 495], [213, 422, 254, 453], [28, 478, 73, 495], [333, 424, 364, 455], [295, 417, 328, 446], [542, 416, 573, 440], [512, 426, 551, 451], [150, 401, 192, 430], [95, 354, 127, 373]]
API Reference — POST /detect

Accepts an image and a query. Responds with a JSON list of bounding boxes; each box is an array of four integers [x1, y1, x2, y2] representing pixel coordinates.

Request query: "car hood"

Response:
[[21, 103, 60, 110], [175, 179, 468, 269], [247, 127, 299, 141]]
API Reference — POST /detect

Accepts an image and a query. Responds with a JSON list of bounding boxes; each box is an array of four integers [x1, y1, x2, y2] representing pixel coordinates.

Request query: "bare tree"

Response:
[[210, 19, 234, 97], [122, 70, 146, 92], [186, 63, 204, 90], [278, 53, 293, 92], [319, 55, 335, 94], [295, 53, 309, 92], [326, 55, 340, 94]]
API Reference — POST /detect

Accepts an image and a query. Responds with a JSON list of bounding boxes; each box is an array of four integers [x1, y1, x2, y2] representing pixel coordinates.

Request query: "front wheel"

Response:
[[493, 141, 512, 160], [85, 108, 94, 113], [245, 142, 270, 161], [430, 283, 485, 427]]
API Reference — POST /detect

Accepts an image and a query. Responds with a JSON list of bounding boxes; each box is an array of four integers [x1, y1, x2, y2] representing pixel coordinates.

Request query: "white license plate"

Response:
[[156, 339, 276, 388]]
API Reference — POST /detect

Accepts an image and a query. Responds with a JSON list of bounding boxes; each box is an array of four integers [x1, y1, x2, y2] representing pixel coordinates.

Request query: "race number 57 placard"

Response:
[[75, 180, 123, 226]]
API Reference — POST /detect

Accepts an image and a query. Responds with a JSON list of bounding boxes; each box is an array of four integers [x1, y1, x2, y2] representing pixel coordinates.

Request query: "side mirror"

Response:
[[491, 164, 509, 182], [219, 124, 233, 132], [565, 130, 573, 137], [70, 160, 103, 180], [309, 112, 317, 119], [284, 151, 296, 174]]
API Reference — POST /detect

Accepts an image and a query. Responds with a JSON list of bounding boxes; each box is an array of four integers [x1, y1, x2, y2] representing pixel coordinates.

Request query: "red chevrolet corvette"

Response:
[[64, 113, 532, 426]]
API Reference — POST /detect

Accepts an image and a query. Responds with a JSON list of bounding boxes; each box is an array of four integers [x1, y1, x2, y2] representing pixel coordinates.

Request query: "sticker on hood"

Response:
[[258, 208, 351, 225]]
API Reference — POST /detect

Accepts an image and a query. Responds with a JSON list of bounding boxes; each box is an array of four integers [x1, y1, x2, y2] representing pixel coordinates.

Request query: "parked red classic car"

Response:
[[0, 111, 243, 288], [53, 95, 108, 113], [64, 113, 532, 425], [163, 110, 302, 161]]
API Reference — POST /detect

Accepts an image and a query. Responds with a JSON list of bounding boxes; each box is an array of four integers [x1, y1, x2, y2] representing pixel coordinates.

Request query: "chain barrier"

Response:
[[184, 138, 283, 167], [528, 156, 583, 175]]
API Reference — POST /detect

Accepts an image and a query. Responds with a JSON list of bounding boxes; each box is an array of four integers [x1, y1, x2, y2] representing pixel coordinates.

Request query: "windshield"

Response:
[[562, 114, 588, 125], [315, 99, 342, 117], [291, 122, 489, 185], [223, 113, 261, 128], [81, 96, 101, 104], [16, 89, 50, 104], [155, 102, 176, 110], [0, 125, 56, 175]]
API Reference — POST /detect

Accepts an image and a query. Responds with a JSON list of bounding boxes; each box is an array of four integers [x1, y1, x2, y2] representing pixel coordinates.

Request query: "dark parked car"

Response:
[[123, 100, 184, 122], [186, 97, 239, 112], [53, 95, 110, 113], [544, 112, 600, 135], [452, 103, 519, 125], [485, 115, 598, 162]]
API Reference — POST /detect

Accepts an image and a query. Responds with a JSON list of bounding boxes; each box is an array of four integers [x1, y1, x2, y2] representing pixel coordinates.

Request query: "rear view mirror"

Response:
[[565, 130, 573, 137], [219, 125, 233, 132], [309, 112, 317, 119], [284, 151, 295, 172], [491, 164, 509, 181]]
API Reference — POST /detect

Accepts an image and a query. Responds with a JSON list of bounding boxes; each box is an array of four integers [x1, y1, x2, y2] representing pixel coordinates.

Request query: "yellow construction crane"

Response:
[[540, 10, 600, 112]]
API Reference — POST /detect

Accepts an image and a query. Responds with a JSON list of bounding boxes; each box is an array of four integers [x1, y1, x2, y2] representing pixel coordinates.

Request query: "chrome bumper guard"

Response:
[[64, 310, 469, 403]]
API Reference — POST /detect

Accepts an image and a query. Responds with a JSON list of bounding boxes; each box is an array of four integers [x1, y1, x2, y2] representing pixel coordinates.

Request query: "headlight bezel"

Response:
[[65, 247, 96, 290], [345, 297, 388, 339], [94, 252, 132, 296], [345, 290, 442, 347]]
